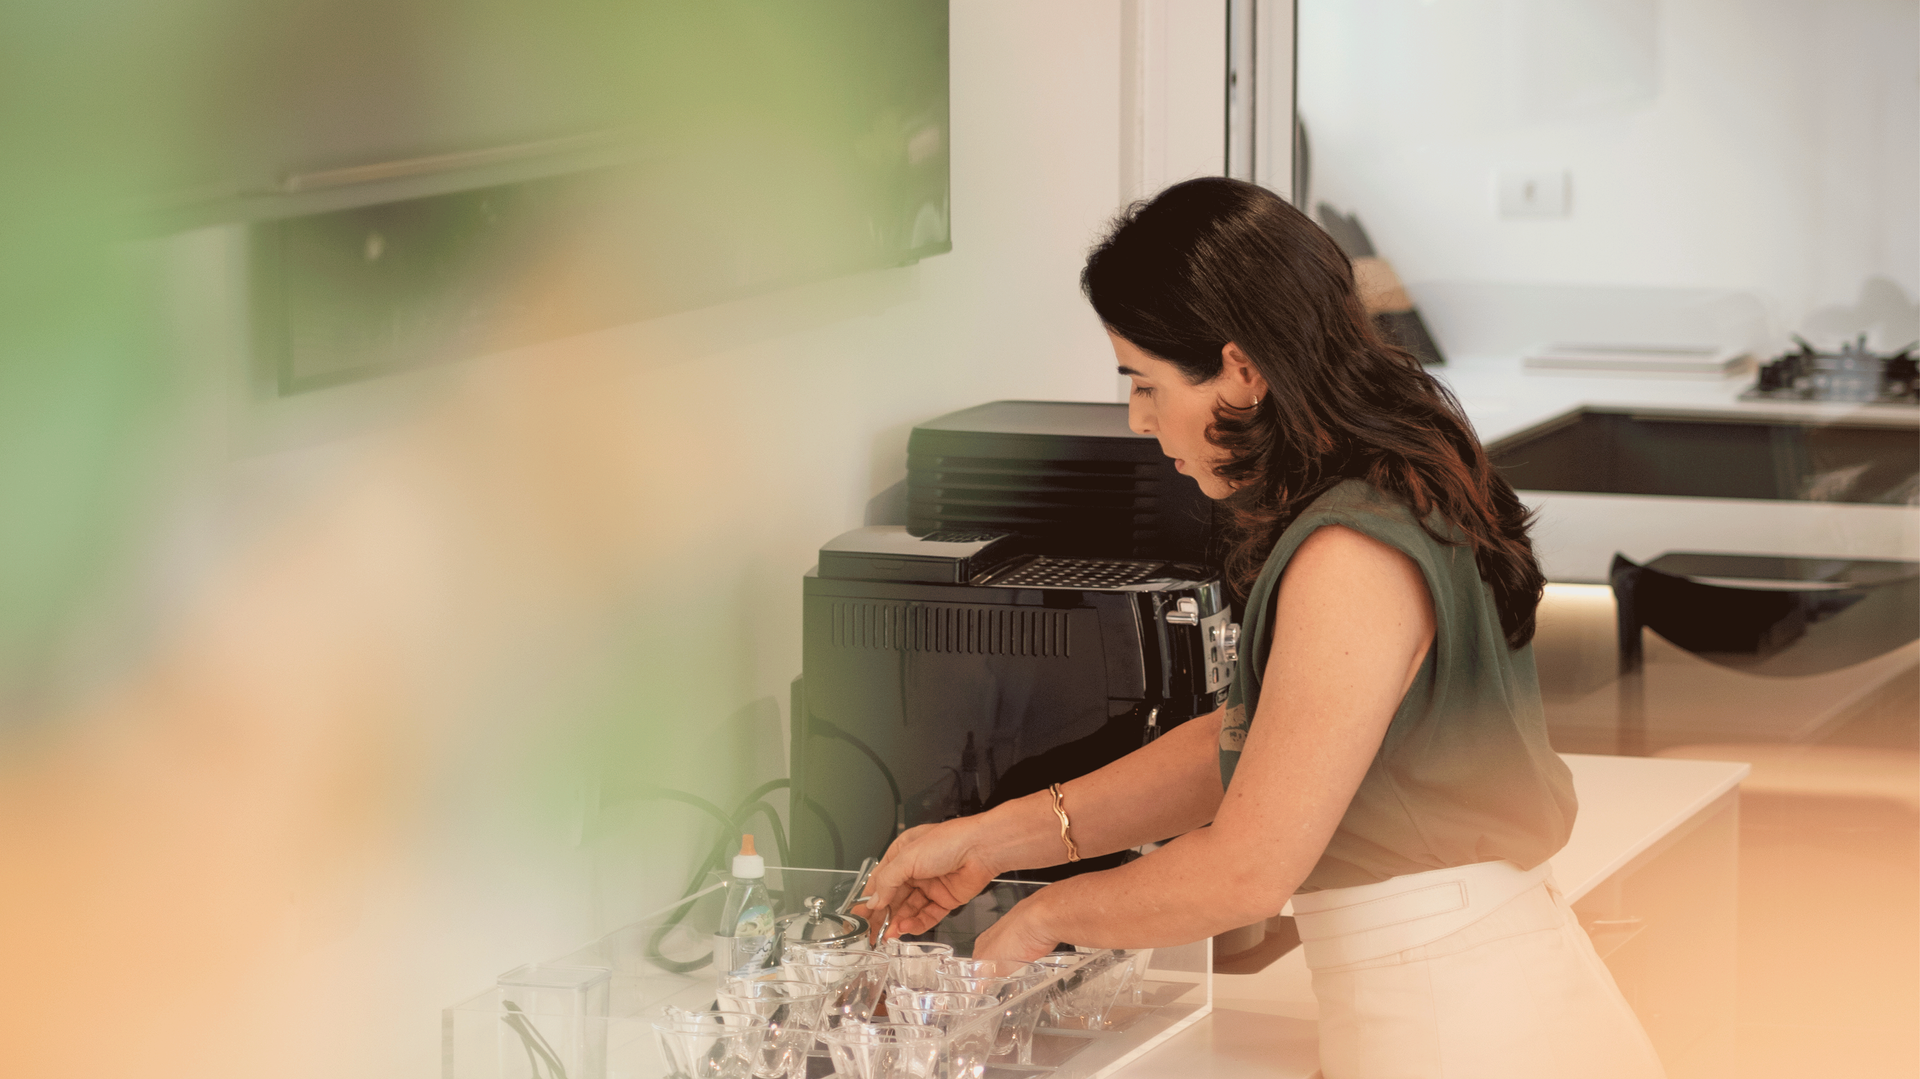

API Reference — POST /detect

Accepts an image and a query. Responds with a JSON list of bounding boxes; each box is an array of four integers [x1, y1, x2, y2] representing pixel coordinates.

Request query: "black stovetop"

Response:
[[1742, 335, 1918, 405]]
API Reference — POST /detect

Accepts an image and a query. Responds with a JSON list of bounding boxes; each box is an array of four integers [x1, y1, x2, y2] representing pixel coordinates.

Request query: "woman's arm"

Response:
[[865, 701, 1226, 934], [972, 524, 1436, 958]]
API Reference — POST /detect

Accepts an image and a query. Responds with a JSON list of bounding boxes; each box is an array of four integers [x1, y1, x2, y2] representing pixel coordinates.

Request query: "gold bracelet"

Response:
[[1048, 783, 1081, 863]]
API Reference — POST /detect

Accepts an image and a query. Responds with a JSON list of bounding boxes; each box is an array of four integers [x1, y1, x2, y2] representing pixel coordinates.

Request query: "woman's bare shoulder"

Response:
[[1273, 524, 1434, 638], [1287, 523, 1422, 580]]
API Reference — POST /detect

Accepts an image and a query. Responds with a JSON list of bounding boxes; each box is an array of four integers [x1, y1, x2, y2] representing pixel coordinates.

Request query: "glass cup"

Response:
[[881, 939, 954, 993], [1029, 944, 1090, 998], [818, 1022, 943, 1079], [650, 1008, 768, 1079], [932, 957, 1047, 1061], [881, 990, 1000, 1079], [1116, 948, 1154, 1005], [992, 971, 1058, 1063], [1049, 951, 1131, 1031], [881, 989, 999, 1033], [1026, 952, 1087, 1053], [782, 943, 891, 1027], [932, 957, 1040, 1002], [716, 978, 830, 1079]]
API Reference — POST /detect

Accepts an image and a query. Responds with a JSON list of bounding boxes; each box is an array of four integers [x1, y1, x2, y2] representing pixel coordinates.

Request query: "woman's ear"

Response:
[[1221, 343, 1268, 403]]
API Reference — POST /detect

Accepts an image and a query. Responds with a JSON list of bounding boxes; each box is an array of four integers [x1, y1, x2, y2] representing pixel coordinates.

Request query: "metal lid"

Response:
[[773, 896, 867, 945]]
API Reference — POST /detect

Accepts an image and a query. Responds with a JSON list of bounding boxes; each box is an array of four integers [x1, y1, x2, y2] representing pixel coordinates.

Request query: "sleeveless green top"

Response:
[[1217, 479, 1576, 892]]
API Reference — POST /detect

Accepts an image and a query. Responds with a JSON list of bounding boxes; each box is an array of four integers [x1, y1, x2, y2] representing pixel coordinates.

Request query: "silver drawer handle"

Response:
[[1165, 598, 1199, 625]]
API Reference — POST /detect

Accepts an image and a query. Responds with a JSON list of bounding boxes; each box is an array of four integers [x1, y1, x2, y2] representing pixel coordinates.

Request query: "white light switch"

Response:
[[1496, 168, 1571, 218]]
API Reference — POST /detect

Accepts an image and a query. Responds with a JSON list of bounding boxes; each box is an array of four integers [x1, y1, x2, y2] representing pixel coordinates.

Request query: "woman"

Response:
[[864, 178, 1664, 1078]]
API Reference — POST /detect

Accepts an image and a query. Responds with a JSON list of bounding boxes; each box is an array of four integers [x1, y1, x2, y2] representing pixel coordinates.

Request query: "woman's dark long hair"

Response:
[[1082, 177, 1544, 649]]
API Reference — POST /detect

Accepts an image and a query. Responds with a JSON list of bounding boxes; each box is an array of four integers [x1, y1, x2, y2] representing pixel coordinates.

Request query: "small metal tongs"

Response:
[[840, 856, 895, 944], [838, 856, 879, 915]]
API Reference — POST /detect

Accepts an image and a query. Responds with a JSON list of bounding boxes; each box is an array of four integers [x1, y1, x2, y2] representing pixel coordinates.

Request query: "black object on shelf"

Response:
[[1609, 551, 1920, 755], [1314, 204, 1446, 367], [905, 401, 1223, 568]]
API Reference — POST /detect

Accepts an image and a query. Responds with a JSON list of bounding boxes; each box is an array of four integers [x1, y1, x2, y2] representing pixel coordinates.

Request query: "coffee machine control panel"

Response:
[[1199, 607, 1235, 694]]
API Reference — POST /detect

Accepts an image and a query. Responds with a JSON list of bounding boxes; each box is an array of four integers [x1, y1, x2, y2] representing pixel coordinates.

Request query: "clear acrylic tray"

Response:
[[443, 867, 1210, 1079]]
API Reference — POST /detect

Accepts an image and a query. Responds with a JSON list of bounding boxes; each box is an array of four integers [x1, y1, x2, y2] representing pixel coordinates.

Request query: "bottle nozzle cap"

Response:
[[733, 833, 765, 879]]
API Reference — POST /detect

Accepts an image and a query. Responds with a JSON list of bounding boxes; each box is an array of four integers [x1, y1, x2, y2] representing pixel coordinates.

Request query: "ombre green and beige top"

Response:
[[1217, 479, 1576, 892]]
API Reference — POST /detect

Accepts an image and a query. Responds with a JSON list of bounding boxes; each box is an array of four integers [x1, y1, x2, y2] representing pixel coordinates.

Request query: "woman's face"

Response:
[[1111, 332, 1265, 500]]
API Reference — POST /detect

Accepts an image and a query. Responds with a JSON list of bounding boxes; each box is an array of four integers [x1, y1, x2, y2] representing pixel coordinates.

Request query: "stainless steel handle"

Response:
[[1165, 598, 1200, 625]]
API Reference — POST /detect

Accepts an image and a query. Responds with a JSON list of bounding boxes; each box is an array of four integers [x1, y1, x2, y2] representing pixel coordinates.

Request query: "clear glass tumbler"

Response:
[[1050, 951, 1131, 1031], [782, 943, 891, 1028], [881, 989, 999, 1032], [881, 939, 954, 993], [931, 957, 1040, 1002], [818, 1022, 942, 1079], [716, 978, 830, 1079], [650, 1008, 767, 1079], [989, 969, 1057, 1064], [1116, 948, 1155, 1005]]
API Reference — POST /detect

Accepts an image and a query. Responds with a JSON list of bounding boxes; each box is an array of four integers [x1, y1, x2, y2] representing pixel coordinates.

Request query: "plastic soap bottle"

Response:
[[714, 834, 775, 982]]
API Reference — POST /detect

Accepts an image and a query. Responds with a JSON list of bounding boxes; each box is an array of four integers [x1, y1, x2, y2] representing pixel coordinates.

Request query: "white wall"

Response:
[[112, 5, 1233, 1077], [1122, 0, 1231, 203], [1296, 0, 1920, 350]]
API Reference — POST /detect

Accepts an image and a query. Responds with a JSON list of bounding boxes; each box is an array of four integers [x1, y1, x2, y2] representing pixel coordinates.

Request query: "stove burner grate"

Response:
[[1742, 334, 1918, 405]]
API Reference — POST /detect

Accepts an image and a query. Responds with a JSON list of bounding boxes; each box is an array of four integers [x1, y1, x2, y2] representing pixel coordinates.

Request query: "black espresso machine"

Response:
[[788, 526, 1237, 880]]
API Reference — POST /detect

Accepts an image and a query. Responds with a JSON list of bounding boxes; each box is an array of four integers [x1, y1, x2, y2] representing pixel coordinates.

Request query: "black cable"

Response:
[[633, 782, 804, 974], [811, 717, 902, 808], [738, 777, 790, 806], [801, 794, 845, 870], [632, 788, 735, 975], [808, 715, 904, 841], [644, 836, 726, 975], [635, 787, 737, 837]]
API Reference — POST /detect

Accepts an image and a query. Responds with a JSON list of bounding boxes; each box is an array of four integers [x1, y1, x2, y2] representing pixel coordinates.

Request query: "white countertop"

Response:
[[1544, 753, 1749, 903], [1434, 354, 1920, 582], [1437, 351, 1918, 448], [1115, 752, 1751, 1079]]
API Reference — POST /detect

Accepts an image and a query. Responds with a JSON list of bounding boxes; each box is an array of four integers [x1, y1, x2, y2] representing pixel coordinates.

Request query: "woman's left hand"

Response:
[[972, 892, 1062, 961]]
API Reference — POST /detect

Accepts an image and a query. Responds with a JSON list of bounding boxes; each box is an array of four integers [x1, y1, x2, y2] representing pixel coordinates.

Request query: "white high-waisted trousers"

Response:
[[1292, 859, 1666, 1079]]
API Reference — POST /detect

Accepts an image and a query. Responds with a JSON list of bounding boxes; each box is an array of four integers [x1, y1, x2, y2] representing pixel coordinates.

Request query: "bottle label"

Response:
[[734, 903, 774, 939], [712, 902, 776, 979]]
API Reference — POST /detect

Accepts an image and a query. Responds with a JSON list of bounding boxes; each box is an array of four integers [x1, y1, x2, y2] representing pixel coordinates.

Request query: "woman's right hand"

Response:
[[863, 816, 1001, 937]]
